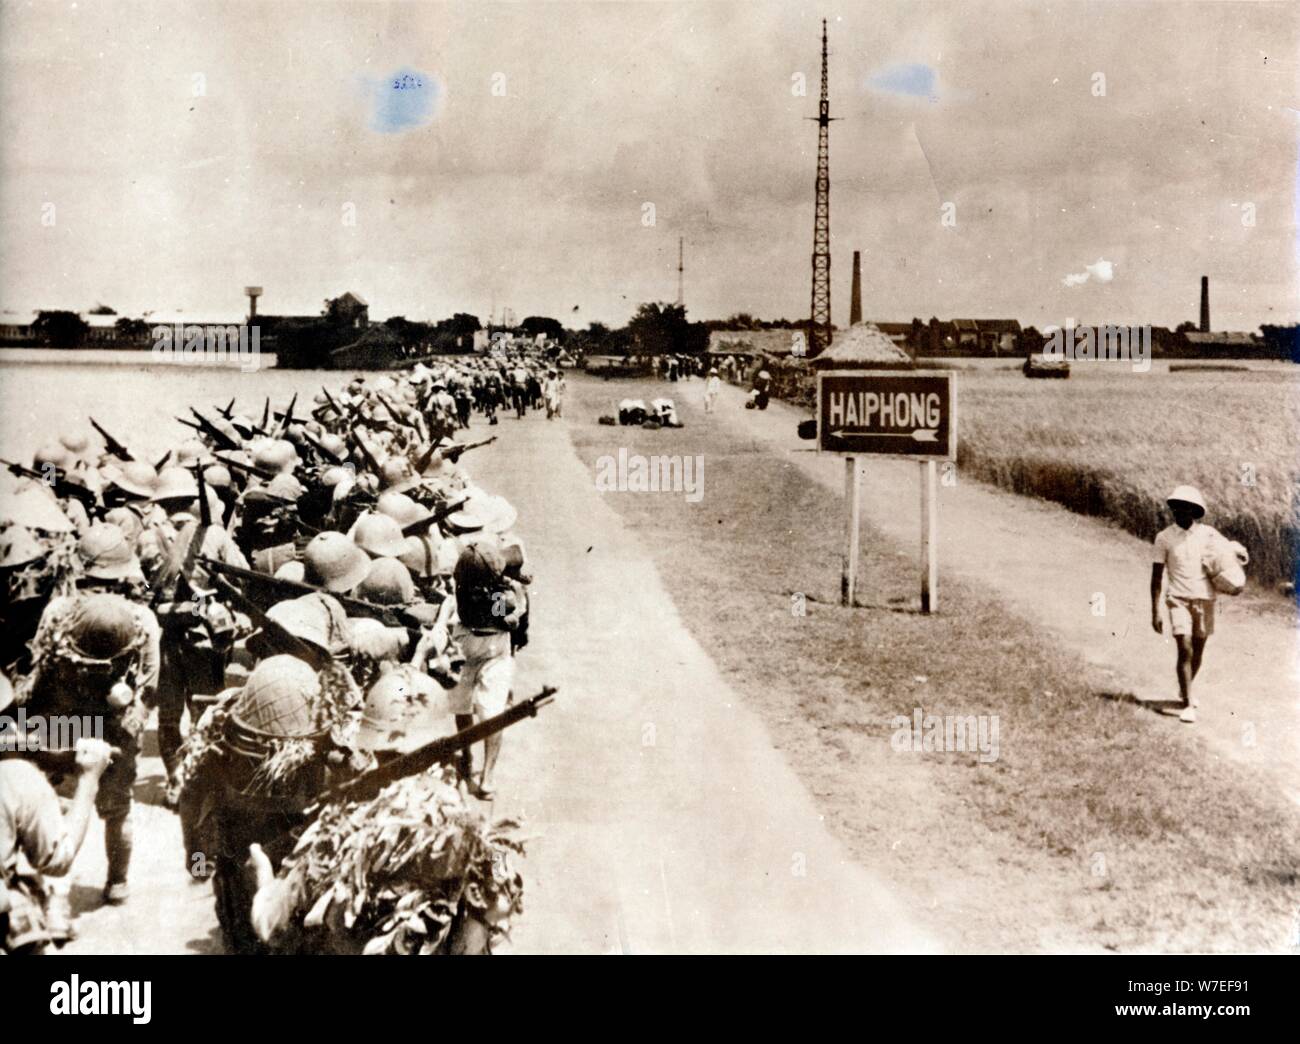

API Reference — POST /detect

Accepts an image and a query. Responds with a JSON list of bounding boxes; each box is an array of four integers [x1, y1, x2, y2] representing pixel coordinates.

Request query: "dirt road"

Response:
[[470, 409, 938, 953], [60, 396, 939, 954], [697, 377, 1299, 805]]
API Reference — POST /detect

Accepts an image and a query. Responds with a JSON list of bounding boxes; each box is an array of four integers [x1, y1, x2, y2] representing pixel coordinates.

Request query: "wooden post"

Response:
[[920, 459, 938, 613], [841, 455, 861, 607]]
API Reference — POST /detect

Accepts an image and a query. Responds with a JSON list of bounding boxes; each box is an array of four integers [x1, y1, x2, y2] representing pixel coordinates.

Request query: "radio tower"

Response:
[[676, 237, 684, 307], [807, 19, 835, 357]]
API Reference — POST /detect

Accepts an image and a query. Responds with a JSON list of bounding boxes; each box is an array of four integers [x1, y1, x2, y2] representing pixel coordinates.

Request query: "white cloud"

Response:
[[1062, 257, 1115, 287]]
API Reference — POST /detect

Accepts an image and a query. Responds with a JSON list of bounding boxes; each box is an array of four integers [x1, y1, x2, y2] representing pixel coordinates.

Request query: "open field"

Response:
[[567, 374, 1300, 952], [953, 365, 1299, 588], [759, 359, 1298, 589]]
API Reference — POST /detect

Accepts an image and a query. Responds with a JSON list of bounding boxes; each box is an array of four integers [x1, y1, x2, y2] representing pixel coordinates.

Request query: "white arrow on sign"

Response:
[[831, 429, 939, 442]]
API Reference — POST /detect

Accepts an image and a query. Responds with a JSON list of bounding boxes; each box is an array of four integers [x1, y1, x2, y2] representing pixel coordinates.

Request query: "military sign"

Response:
[[816, 370, 957, 460]]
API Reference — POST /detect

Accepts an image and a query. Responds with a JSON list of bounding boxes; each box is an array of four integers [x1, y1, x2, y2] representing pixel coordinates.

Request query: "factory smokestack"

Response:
[[1199, 276, 1210, 333], [850, 250, 862, 326]]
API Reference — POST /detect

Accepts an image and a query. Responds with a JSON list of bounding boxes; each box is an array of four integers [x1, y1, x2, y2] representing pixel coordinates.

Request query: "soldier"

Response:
[[186, 655, 363, 954], [139, 466, 250, 792], [2, 676, 117, 954], [448, 542, 525, 799], [16, 591, 160, 908]]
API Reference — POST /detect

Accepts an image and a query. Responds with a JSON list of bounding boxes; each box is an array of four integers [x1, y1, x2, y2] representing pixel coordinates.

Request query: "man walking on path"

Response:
[[1150, 485, 1232, 724], [703, 368, 721, 413]]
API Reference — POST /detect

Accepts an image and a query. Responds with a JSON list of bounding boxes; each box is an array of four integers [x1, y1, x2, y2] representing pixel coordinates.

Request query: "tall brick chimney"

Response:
[[1199, 276, 1210, 333], [849, 250, 862, 326]]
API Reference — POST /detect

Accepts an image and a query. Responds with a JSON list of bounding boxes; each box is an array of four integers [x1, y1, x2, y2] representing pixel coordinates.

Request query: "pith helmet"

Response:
[[266, 593, 350, 657], [2, 484, 74, 533], [264, 472, 305, 501], [78, 523, 144, 581], [102, 507, 144, 545], [32, 443, 70, 471], [59, 432, 92, 458], [355, 667, 454, 754], [375, 491, 427, 528], [379, 456, 421, 494], [0, 526, 45, 569], [356, 557, 416, 606], [302, 531, 370, 593], [67, 593, 139, 660], [447, 492, 517, 535], [318, 434, 347, 460], [1166, 485, 1206, 517], [106, 460, 159, 500], [348, 511, 408, 558], [453, 541, 507, 589], [175, 439, 212, 467], [152, 466, 200, 503], [202, 464, 233, 490], [230, 655, 324, 738], [398, 533, 458, 578], [251, 439, 299, 475]]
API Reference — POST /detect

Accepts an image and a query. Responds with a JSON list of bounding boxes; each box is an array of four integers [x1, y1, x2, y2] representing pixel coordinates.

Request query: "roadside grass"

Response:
[[568, 375, 1300, 953]]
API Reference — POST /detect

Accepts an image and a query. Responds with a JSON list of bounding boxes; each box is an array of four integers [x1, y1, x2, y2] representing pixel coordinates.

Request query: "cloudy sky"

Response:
[[1, 0, 1295, 330]]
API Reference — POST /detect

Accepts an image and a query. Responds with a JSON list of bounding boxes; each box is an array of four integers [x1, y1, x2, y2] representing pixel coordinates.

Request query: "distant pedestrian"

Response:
[[703, 368, 720, 413]]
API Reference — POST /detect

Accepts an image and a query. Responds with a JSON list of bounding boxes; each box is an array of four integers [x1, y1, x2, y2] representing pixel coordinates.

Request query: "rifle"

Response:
[[89, 417, 133, 461], [320, 386, 345, 420], [213, 453, 278, 482], [440, 436, 496, 464], [377, 394, 413, 429], [0, 459, 98, 511], [413, 439, 441, 475], [154, 451, 171, 471], [195, 465, 213, 528], [260, 397, 271, 432], [197, 556, 429, 632], [349, 432, 383, 477], [400, 495, 466, 537], [299, 428, 343, 465], [278, 393, 298, 435], [186, 410, 242, 451], [315, 686, 557, 807], [217, 397, 237, 420]]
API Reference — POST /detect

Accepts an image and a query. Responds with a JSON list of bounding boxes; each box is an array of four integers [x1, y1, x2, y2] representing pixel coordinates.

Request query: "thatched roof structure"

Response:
[[810, 323, 914, 369]]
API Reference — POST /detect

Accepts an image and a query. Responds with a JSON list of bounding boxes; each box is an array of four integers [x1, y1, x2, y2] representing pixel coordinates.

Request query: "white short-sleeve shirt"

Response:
[[1152, 521, 1221, 600]]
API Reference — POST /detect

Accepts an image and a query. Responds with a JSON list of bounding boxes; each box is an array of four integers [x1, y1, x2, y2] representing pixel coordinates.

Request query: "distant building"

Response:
[[920, 317, 1021, 357], [0, 310, 39, 344], [326, 292, 369, 328], [83, 314, 121, 343]]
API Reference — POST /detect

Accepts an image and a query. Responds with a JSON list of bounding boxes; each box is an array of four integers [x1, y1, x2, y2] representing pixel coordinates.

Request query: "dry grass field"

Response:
[[953, 365, 1299, 589], [762, 358, 1299, 590]]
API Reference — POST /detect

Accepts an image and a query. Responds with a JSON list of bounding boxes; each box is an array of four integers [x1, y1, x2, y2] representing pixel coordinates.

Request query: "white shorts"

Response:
[[447, 627, 514, 717]]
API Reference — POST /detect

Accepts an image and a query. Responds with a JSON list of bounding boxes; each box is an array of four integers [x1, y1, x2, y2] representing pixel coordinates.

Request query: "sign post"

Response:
[[920, 459, 937, 612], [841, 456, 861, 606], [816, 370, 956, 613]]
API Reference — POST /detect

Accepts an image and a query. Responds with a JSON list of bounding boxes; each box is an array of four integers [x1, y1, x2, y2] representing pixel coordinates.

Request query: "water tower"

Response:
[[245, 286, 263, 321]]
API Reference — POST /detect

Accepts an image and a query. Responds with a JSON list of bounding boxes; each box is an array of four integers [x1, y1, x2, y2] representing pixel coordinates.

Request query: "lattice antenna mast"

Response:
[[807, 19, 836, 356]]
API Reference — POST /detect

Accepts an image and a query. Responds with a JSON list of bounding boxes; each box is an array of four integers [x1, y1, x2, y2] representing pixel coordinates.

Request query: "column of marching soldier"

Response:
[[0, 351, 564, 954]]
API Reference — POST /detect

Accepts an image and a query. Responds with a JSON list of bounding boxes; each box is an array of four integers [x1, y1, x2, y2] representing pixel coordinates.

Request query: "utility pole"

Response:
[[807, 19, 836, 357], [676, 237, 684, 308]]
